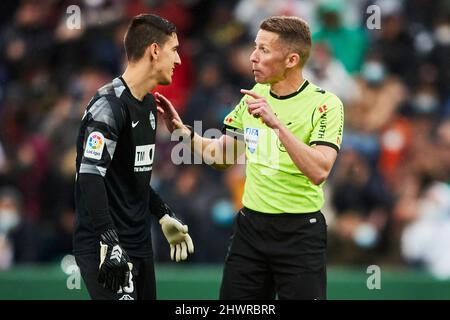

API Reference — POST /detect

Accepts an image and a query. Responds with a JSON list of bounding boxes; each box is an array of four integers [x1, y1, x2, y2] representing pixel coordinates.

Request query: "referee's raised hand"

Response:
[[155, 92, 183, 131], [241, 89, 280, 129]]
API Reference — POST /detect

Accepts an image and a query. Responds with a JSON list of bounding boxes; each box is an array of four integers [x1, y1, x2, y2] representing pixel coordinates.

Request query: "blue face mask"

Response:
[[211, 200, 234, 227], [361, 62, 386, 85]]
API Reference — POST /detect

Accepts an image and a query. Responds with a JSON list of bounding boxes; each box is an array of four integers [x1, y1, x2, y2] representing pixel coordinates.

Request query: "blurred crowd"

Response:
[[0, 0, 449, 279]]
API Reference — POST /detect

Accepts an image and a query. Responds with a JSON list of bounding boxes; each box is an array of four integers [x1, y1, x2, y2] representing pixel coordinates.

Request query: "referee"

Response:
[[74, 14, 194, 300], [157, 16, 344, 300]]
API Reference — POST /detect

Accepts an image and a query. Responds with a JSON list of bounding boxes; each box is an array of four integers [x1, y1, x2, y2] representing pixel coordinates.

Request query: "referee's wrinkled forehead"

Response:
[[124, 14, 177, 62]]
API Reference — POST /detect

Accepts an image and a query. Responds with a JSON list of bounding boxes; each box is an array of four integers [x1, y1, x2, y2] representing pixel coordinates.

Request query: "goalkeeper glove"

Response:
[[98, 229, 132, 293], [159, 214, 194, 262]]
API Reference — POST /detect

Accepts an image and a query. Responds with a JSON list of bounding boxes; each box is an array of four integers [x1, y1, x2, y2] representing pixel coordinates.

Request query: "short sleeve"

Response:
[[309, 95, 344, 153], [223, 96, 247, 132]]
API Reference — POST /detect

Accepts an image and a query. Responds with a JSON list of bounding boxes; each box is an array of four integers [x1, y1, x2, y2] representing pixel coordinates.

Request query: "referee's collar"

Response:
[[269, 80, 309, 100]]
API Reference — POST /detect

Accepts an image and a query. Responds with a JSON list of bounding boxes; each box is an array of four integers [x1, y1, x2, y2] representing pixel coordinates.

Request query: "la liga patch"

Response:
[[84, 131, 105, 160]]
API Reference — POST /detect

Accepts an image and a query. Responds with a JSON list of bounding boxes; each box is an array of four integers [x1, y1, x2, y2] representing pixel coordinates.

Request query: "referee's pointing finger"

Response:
[[240, 89, 262, 99]]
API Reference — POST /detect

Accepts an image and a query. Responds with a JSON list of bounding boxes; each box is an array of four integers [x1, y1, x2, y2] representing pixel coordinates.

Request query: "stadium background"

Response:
[[0, 0, 449, 299]]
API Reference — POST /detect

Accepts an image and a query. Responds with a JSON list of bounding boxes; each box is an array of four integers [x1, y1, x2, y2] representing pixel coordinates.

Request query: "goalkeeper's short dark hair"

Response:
[[124, 14, 177, 62]]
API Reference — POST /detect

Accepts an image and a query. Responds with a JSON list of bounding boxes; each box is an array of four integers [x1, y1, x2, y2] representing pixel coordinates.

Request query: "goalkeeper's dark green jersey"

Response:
[[223, 80, 344, 213]]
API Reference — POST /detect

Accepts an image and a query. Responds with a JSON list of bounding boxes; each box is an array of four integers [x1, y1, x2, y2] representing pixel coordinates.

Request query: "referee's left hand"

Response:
[[241, 89, 280, 129]]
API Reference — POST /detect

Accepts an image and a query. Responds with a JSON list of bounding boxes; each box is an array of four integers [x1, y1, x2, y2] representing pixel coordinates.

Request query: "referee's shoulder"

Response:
[[308, 82, 343, 107]]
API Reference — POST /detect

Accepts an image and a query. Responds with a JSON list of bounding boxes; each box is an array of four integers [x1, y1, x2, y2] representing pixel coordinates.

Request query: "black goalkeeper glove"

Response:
[[98, 229, 132, 293]]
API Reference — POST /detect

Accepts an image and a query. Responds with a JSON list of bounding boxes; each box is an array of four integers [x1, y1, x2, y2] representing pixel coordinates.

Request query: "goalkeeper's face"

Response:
[[155, 33, 181, 85], [249, 29, 291, 85]]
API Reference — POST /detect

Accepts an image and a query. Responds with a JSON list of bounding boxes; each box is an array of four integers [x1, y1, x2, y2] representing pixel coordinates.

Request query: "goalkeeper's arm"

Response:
[[78, 173, 131, 292], [78, 173, 115, 235], [148, 186, 194, 262]]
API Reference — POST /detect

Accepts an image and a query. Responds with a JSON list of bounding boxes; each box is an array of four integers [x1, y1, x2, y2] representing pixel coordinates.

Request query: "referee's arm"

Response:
[[242, 88, 341, 185], [155, 91, 245, 170], [274, 122, 338, 185], [189, 130, 245, 170]]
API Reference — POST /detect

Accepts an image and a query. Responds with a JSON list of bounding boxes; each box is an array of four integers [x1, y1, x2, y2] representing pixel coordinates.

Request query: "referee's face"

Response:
[[250, 30, 288, 84], [156, 33, 181, 85]]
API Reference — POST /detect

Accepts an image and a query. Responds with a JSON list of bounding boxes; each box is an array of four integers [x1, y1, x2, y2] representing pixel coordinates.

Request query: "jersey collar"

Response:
[[269, 80, 309, 100]]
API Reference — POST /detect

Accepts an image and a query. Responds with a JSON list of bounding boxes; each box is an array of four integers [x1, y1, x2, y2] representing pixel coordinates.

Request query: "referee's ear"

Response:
[[285, 53, 300, 69]]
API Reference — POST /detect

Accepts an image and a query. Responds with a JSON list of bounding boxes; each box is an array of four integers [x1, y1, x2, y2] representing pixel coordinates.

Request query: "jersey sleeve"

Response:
[[79, 96, 126, 177], [223, 95, 246, 134], [309, 94, 344, 153]]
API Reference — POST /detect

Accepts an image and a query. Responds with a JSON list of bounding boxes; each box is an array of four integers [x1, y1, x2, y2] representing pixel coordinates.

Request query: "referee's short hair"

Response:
[[260, 16, 312, 67], [124, 14, 177, 62]]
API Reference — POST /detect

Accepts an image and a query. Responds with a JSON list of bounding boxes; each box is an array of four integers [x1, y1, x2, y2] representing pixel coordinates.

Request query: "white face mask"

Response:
[[435, 25, 450, 46], [361, 62, 386, 85], [412, 94, 439, 113], [0, 209, 20, 234]]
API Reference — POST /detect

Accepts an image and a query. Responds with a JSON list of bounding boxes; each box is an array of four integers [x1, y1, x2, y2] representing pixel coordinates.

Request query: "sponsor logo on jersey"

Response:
[[134, 144, 155, 172], [315, 88, 326, 94], [317, 112, 327, 139], [244, 127, 259, 154], [84, 131, 104, 160], [149, 112, 156, 130], [319, 105, 327, 113]]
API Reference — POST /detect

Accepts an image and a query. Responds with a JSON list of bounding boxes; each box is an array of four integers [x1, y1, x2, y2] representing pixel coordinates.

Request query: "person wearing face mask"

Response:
[[410, 86, 439, 115], [345, 56, 406, 140], [0, 187, 43, 269], [360, 60, 387, 87], [73, 14, 194, 300], [0, 189, 21, 236], [0, 188, 20, 269]]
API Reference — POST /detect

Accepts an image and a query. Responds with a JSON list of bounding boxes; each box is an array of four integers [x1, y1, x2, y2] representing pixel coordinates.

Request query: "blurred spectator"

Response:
[[328, 150, 392, 264], [155, 166, 232, 262], [8, 134, 50, 222], [304, 41, 360, 105], [0, 186, 43, 269], [370, 0, 418, 85], [313, 0, 368, 74], [343, 55, 407, 160], [428, 15, 450, 103], [401, 182, 450, 279], [0, 0, 448, 271]]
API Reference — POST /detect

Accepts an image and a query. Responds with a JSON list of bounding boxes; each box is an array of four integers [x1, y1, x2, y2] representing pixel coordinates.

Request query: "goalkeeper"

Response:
[[73, 14, 193, 300], [157, 16, 344, 300]]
